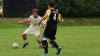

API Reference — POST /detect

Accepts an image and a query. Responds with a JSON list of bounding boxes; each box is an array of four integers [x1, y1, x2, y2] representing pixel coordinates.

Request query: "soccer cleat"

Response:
[[56, 47, 61, 55], [23, 42, 28, 48], [41, 53, 48, 56]]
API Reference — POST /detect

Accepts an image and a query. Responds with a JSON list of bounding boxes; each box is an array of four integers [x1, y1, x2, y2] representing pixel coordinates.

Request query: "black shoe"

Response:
[[56, 47, 61, 55], [23, 42, 28, 48]]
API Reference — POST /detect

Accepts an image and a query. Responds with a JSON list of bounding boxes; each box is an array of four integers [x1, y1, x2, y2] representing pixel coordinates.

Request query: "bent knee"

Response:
[[22, 34, 27, 37]]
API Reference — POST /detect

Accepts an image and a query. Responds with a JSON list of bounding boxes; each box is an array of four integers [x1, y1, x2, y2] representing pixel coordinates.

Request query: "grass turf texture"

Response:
[[0, 20, 100, 56]]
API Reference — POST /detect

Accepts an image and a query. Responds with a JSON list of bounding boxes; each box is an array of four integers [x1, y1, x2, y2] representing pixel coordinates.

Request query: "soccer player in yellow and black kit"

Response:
[[41, 2, 62, 56]]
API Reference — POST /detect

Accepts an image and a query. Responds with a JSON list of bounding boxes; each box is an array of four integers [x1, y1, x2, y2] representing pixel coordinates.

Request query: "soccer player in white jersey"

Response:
[[18, 9, 42, 48]]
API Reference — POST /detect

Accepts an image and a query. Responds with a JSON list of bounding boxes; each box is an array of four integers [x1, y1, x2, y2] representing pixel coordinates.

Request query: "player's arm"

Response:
[[18, 19, 30, 24], [38, 15, 47, 26], [57, 14, 63, 23], [42, 14, 49, 22], [37, 11, 49, 25], [42, 9, 51, 22], [38, 16, 46, 28], [39, 9, 51, 28], [18, 15, 31, 24]]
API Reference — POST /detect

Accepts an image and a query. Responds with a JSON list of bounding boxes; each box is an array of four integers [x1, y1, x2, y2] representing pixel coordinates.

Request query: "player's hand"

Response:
[[18, 21, 23, 24], [42, 20, 46, 25], [40, 20, 46, 28]]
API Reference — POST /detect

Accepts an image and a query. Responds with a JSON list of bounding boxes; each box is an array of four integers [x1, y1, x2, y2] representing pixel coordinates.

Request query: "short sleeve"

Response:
[[45, 9, 51, 16], [39, 16, 42, 21], [57, 14, 62, 22], [27, 15, 32, 21]]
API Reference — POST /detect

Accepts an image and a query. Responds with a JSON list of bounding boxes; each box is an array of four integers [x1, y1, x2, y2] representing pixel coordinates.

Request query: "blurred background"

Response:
[[1, 1, 100, 56], [0, 0, 2, 17], [3, 0, 100, 26], [3, 0, 100, 18]]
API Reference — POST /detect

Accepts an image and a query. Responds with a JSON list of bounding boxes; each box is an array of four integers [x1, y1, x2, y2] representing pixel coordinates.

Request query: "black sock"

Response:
[[50, 41, 59, 49], [44, 46, 48, 53], [42, 40, 48, 53]]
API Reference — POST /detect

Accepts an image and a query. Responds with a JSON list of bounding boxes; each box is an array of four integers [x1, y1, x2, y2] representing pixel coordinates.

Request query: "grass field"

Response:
[[0, 21, 100, 56]]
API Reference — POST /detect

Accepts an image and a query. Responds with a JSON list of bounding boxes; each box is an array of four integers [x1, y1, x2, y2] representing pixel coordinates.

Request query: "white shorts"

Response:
[[23, 27, 40, 37]]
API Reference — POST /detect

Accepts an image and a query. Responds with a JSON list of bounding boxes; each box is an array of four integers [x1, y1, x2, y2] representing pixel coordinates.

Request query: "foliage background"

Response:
[[3, 0, 100, 17]]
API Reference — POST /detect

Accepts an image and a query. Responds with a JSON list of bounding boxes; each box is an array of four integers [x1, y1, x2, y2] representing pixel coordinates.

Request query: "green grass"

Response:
[[0, 22, 100, 56]]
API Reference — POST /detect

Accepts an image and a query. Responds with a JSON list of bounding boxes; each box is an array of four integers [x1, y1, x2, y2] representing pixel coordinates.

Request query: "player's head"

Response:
[[32, 8, 38, 18], [48, 2, 54, 8]]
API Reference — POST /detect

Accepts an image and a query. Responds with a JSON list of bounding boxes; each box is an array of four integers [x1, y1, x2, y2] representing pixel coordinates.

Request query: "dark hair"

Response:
[[48, 2, 54, 7]]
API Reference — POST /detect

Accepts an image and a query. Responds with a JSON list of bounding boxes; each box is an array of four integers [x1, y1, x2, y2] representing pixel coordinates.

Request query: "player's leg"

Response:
[[49, 39, 61, 55], [22, 33, 28, 48], [41, 37, 48, 56], [33, 31, 42, 45], [49, 28, 61, 55], [41, 29, 49, 56], [36, 35, 42, 44], [48, 28, 58, 49], [22, 28, 30, 48], [49, 39, 59, 49]]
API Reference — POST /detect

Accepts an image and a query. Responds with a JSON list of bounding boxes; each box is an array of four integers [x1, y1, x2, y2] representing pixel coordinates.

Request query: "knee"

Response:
[[36, 35, 42, 40], [49, 40, 54, 44], [22, 34, 27, 38]]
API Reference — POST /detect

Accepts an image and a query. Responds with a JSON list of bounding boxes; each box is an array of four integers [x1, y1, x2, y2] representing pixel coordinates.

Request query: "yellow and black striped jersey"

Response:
[[44, 8, 62, 23], [44, 8, 62, 28]]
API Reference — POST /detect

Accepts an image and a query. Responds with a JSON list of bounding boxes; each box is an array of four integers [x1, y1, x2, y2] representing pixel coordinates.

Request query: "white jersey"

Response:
[[23, 15, 42, 37], [28, 15, 42, 28]]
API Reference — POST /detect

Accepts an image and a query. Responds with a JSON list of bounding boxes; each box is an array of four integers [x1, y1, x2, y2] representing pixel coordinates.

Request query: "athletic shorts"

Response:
[[43, 26, 57, 40], [23, 27, 40, 37]]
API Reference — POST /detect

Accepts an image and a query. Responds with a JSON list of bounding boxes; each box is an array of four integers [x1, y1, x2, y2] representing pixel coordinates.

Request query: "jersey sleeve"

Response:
[[44, 9, 51, 22], [27, 15, 32, 21], [46, 9, 51, 16], [57, 14, 62, 22]]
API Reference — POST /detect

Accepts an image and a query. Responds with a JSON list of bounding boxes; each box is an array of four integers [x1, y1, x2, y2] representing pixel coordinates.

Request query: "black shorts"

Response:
[[43, 26, 57, 40]]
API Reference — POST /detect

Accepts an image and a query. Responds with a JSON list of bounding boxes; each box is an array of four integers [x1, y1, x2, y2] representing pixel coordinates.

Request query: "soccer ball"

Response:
[[12, 43, 19, 48]]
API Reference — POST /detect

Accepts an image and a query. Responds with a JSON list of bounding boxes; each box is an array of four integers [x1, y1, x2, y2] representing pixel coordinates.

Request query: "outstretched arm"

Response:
[[18, 19, 30, 24], [42, 9, 51, 22]]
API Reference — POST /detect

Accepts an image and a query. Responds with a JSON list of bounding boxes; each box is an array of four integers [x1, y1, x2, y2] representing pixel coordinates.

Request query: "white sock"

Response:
[[23, 40, 27, 44]]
